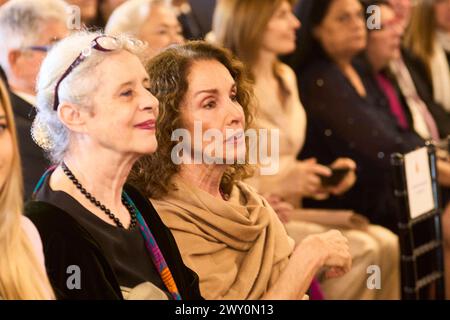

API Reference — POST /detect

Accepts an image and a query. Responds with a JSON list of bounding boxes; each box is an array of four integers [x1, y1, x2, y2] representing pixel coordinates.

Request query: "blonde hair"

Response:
[[212, 0, 295, 71], [0, 80, 54, 300], [403, 0, 437, 77]]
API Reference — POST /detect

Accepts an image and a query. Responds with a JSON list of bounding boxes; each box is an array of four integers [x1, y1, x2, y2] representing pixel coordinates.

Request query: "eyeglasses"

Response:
[[24, 37, 62, 53], [24, 44, 54, 53], [52, 35, 121, 111]]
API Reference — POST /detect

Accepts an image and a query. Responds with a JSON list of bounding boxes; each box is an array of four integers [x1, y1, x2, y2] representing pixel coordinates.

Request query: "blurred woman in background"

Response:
[[361, 0, 450, 140], [106, 0, 184, 59], [404, 0, 450, 115]]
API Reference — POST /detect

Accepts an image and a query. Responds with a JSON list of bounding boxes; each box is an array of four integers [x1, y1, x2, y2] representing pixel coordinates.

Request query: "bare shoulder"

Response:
[[277, 63, 298, 86]]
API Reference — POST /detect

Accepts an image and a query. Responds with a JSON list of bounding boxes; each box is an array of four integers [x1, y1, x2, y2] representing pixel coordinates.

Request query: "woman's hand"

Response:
[[264, 193, 295, 224], [263, 230, 351, 300], [291, 158, 332, 199], [295, 230, 352, 279], [326, 158, 357, 196]]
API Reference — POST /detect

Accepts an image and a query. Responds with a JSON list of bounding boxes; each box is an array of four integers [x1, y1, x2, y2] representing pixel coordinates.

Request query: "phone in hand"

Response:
[[320, 167, 350, 187]]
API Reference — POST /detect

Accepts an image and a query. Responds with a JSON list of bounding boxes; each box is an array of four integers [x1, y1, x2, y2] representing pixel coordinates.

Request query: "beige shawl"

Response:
[[151, 177, 294, 300]]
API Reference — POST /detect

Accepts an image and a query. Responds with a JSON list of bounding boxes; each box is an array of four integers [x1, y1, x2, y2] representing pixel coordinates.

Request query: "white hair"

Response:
[[0, 0, 69, 72], [105, 0, 170, 37], [34, 31, 147, 164]]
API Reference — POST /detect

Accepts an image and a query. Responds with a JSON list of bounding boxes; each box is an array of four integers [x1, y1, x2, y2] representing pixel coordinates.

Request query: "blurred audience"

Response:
[[387, 0, 412, 30], [99, 0, 127, 25], [106, 0, 184, 59], [172, 0, 204, 40], [0, 0, 70, 200], [361, 0, 450, 140], [290, 0, 426, 232], [212, 0, 399, 300], [404, 0, 450, 114], [182, 0, 216, 39]]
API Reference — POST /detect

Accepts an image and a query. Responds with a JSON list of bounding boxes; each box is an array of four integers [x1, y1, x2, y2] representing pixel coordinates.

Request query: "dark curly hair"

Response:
[[129, 41, 256, 199]]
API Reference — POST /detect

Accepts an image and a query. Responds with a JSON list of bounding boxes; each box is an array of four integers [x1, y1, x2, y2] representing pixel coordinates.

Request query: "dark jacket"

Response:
[[297, 57, 424, 232], [401, 48, 450, 138], [9, 91, 49, 200], [186, 0, 216, 39], [354, 56, 421, 132], [25, 184, 203, 300]]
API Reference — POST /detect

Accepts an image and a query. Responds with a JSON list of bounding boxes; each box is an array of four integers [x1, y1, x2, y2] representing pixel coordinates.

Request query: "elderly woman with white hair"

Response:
[[105, 0, 184, 58], [25, 31, 202, 300]]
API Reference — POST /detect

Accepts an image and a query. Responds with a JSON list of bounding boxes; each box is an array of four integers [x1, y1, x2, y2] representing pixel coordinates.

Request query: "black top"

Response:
[[9, 90, 49, 200], [34, 174, 169, 297], [26, 173, 203, 300], [297, 57, 424, 232]]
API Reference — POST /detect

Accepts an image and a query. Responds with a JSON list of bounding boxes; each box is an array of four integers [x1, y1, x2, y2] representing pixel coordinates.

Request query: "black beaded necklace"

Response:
[[61, 162, 137, 229]]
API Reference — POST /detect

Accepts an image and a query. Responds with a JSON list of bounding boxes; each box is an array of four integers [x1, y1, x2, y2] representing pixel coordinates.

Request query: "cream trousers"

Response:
[[285, 221, 400, 300]]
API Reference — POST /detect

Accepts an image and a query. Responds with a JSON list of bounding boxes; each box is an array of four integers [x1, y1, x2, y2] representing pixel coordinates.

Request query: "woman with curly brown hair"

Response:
[[129, 41, 352, 300]]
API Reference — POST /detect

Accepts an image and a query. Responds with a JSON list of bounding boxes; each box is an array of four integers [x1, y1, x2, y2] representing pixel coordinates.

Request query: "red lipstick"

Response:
[[134, 119, 156, 130]]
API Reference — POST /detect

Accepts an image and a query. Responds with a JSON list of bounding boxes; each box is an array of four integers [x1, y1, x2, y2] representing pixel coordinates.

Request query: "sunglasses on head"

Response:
[[52, 35, 123, 111]]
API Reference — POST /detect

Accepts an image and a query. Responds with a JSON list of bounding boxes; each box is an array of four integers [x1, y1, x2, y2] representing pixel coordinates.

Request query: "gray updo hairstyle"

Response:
[[33, 30, 147, 164]]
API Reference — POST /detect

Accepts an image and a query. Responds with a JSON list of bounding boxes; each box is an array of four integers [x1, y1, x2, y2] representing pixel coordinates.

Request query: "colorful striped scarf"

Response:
[[123, 192, 182, 300], [33, 167, 182, 300]]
